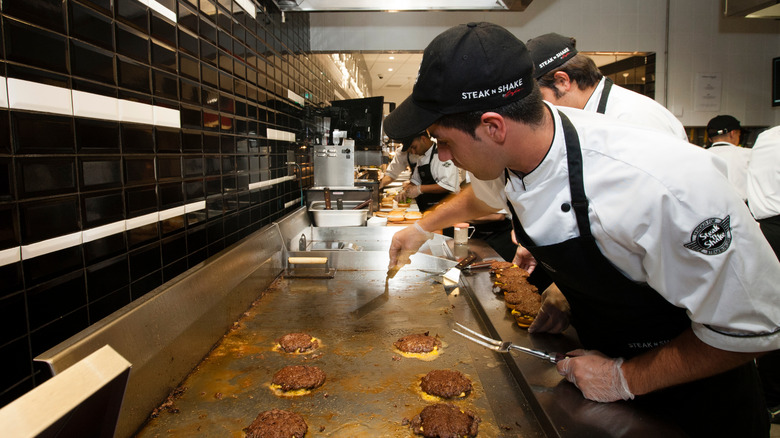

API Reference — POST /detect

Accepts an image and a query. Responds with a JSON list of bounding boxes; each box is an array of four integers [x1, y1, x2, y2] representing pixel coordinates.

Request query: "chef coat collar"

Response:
[[583, 77, 608, 113], [506, 101, 565, 190]]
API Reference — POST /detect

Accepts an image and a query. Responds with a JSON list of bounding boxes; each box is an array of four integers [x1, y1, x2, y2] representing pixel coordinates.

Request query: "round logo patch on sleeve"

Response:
[[684, 216, 732, 255]]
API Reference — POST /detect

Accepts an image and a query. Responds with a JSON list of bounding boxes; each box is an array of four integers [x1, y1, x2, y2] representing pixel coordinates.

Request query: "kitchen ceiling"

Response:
[[363, 52, 643, 101], [273, 0, 533, 12]]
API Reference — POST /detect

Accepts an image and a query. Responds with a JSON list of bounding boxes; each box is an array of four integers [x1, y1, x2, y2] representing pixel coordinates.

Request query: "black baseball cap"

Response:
[[383, 22, 535, 140], [396, 131, 427, 152], [526, 33, 578, 79], [707, 115, 741, 137]]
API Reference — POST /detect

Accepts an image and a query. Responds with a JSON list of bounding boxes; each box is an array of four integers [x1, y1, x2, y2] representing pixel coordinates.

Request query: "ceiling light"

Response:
[[388, 68, 393, 71], [273, 0, 531, 11]]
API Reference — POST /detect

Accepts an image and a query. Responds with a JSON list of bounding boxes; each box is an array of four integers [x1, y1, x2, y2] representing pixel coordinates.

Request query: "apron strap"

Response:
[[505, 109, 591, 242], [596, 77, 614, 114]]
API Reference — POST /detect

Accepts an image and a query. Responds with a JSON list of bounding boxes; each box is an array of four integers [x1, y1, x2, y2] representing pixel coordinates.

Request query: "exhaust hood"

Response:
[[272, 0, 533, 12], [724, 0, 780, 18]]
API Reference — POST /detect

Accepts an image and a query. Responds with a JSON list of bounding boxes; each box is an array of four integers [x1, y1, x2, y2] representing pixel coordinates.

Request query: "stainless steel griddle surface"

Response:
[[136, 253, 545, 437]]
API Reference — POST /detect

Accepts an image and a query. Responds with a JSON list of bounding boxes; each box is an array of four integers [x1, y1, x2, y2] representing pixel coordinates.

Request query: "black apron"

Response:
[[596, 77, 614, 114], [414, 144, 449, 212], [504, 109, 768, 437]]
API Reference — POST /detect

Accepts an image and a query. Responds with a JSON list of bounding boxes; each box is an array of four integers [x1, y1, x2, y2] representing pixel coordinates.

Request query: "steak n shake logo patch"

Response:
[[461, 77, 527, 101], [684, 216, 732, 255], [537, 47, 573, 71]]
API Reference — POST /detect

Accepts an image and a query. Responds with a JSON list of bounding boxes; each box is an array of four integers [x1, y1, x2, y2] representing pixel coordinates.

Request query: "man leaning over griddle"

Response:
[[384, 22, 780, 437]]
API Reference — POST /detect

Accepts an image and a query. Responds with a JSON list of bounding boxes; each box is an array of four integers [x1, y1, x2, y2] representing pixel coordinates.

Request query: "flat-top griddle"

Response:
[[136, 253, 544, 437]]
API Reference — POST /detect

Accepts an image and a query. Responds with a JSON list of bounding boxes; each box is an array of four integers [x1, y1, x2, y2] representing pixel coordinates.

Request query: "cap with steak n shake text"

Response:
[[525, 33, 578, 79], [383, 22, 535, 140]]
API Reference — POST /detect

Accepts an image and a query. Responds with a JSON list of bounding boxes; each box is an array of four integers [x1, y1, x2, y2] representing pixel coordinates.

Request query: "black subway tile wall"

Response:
[[0, 0, 329, 406]]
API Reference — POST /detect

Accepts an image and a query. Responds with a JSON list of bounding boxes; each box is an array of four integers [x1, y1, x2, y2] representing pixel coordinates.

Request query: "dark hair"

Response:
[[435, 83, 546, 138], [536, 53, 602, 98]]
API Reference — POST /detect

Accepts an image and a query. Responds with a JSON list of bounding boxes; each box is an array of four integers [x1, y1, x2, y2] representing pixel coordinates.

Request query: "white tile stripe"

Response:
[[7, 201, 207, 265], [147, 0, 177, 22], [2, 77, 180, 127], [247, 175, 296, 190], [234, 0, 257, 19], [266, 128, 296, 142], [0, 79, 7, 108], [0, 247, 21, 266], [284, 199, 300, 209]]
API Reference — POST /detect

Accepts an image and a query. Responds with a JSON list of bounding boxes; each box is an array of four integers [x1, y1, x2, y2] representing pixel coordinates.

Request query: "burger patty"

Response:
[[504, 290, 541, 316], [245, 409, 307, 438], [276, 332, 318, 353], [493, 267, 531, 281], [272, 365, 326, 391], [494, 277, 538, 294], [489, 261, 514, 272], [420, 369, 473, 399], [394, 332, 442, 353], [410, 403, 480, 438]]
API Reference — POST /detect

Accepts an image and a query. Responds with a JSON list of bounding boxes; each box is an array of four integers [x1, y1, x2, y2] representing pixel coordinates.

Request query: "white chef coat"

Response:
[[583, 77, 689, 142], [409, 143, 461, 193], [471, 104, 780, 353], [384, 149, 420, 180], [747, 126, 780, 220], [707, 141, 751, 202]]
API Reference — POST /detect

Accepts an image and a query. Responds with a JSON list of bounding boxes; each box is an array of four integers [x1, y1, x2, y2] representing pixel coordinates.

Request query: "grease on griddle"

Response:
[[150, 386, 186, 418]]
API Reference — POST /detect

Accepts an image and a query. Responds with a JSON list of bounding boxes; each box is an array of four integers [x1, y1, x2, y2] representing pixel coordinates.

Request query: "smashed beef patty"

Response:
[[410, 403, 480, 437], [272, 365, 326, 391], [276, 332, 319, 353], [245, 409, 307, 438], [394, 332, 442, 353], [420, 369, 472, 399]]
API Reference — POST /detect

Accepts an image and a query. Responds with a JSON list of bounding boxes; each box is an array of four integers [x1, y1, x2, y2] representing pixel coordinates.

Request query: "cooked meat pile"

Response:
[[245, 408, 307, 438], [410, 403, 481, 438], [272, 365, 326, 391], [420, 369, 473, 399], [276, 332, 319, 353], [394, 332, 442, 353]]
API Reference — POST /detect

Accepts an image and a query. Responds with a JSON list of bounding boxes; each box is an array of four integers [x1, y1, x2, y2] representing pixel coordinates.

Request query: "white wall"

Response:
[[309, 0, 780, 127]]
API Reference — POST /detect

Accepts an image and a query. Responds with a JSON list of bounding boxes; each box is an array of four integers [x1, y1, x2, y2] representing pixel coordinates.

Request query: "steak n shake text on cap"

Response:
[[525, 33, 578, 79], [383, 22, 535, 140]]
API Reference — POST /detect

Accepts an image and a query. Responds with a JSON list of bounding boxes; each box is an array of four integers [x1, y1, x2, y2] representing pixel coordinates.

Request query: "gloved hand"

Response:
[[528, 284, 571, 334], [556, 350, 634, 403], [404, 184, 422, 199], [387, 222, 433, 270], [511, 241, 538, 274]]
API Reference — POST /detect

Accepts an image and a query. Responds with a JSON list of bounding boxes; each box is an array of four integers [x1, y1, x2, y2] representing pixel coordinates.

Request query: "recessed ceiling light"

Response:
[[389, 56, 395, 60], [388, 68, 393, 71]]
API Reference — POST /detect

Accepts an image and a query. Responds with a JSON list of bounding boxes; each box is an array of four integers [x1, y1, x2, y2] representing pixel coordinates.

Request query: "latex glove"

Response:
[[396, 184, 421, 201], [556, 350, 634, 403], [528, 284, 571, 334], [388, 222, 433, 270], [512, 243, 538, 274]]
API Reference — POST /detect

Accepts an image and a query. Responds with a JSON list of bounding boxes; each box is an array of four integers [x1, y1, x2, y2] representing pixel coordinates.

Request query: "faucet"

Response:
[[285, 161, 304, 206], [298, 234, 307, 251]]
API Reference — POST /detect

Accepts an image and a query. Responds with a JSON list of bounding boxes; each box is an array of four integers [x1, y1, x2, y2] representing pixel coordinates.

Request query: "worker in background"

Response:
[[527, 33, 689, 141], [384, 22, 778, 437], [389, 130, 460, 212], [379, 142, 419, 190], [747, 125, 780, 423], [705, 115, 751, 202]]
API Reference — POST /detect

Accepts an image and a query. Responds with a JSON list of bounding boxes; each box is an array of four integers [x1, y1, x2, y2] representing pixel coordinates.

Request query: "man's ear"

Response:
[[480, 112, 506, 143], [553, 71, 572, 92]]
